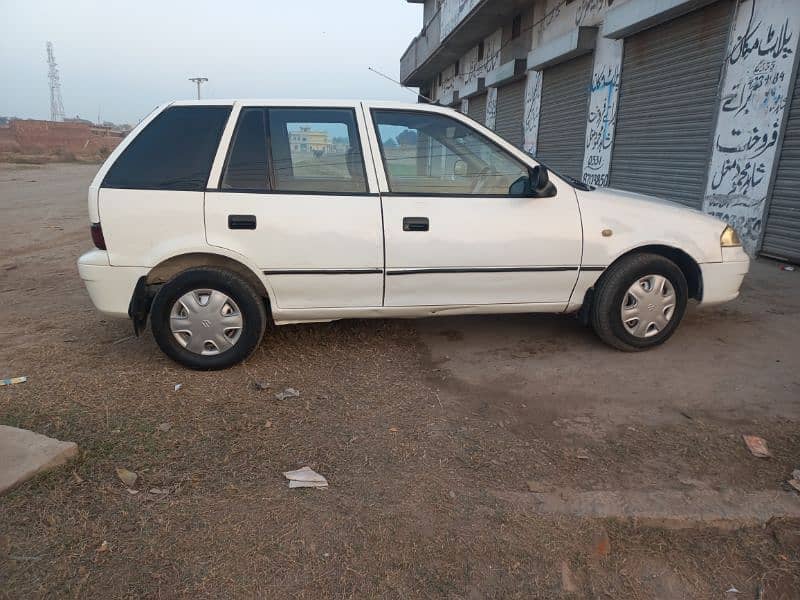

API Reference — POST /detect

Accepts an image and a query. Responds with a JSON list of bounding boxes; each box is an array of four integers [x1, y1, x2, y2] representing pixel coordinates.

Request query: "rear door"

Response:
[[204, 102, 383, 309], [366, 105, 583, 309]]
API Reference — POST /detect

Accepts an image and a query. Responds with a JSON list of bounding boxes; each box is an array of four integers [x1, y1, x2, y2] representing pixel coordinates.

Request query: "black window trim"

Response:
[[214, 105, 372, 196], [101, 104, 232, 192], [369, 107, 550, 198]]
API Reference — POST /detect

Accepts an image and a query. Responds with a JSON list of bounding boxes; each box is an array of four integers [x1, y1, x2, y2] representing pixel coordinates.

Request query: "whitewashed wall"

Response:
[[441, 0, 481, 40], [702, 0, 800, 254]]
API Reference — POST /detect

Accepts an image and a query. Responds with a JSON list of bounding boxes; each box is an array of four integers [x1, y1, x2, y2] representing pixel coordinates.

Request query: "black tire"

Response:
[[150, 268, 267, 370], [590, 253, 688, 352]]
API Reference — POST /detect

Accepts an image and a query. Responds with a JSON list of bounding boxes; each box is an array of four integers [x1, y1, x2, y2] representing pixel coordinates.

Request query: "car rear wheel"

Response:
[[151, 268, 267, 370], [590, 253, 688, 351]]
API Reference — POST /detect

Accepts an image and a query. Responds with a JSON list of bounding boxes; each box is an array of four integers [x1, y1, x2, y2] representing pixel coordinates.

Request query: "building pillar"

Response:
[[581, 35, 623, 187], [486, 87, 498, 129], [702, 0, 800, 254], [522, 70, 542, 154]]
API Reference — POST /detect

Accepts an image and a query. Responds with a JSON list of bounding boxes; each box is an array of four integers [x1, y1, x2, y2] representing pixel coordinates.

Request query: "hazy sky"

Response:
[[0, 0, 423, 124]]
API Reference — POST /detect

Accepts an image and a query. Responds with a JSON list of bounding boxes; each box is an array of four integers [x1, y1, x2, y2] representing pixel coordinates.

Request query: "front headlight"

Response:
[[720, 225, 741, 247]]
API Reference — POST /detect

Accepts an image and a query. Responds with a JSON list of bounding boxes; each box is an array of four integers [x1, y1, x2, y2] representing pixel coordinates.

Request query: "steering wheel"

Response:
[[471, 165, 497, 194]]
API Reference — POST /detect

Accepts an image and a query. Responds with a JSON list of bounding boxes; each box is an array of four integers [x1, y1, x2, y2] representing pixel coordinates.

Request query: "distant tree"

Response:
[[396, 129, 418, 147]]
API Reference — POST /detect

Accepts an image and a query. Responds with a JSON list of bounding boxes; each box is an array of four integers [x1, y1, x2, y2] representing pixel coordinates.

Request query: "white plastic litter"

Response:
[[283, 466, 328, 488]]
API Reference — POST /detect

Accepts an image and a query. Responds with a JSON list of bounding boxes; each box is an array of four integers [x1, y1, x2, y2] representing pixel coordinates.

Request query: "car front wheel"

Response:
[[150, 268, 267, 370], [590, 253, 688, 351]]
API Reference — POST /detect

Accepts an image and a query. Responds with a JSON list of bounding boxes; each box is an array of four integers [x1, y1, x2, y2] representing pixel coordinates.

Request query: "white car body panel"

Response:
[[204, 100, 384, 309], [78, 98, 749, 329]]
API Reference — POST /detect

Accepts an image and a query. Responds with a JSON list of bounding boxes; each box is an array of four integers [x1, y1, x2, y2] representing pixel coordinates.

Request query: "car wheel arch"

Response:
[[580, 244, 703, 321], [146, 252, 273, 310]]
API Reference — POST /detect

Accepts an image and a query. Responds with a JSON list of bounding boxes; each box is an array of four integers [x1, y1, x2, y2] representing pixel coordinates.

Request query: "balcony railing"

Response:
[[400, 9, 441, 86]]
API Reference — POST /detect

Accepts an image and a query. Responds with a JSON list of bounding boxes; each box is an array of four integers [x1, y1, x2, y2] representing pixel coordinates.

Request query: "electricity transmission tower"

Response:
[[188, 77, 208, 100], [46, 42, 65, 122]]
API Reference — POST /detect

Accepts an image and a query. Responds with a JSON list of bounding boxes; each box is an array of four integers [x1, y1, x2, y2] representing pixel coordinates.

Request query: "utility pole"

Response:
[[188, 77, 208, 100], [46, 42, 66, 122]]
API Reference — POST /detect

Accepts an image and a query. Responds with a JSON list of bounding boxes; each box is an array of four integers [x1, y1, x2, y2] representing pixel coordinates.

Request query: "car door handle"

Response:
[[228, 214, 257, 230], [403, 217, 429, 232]]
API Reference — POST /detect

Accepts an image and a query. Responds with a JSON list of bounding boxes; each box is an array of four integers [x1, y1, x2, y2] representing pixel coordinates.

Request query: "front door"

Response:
[[204, 104, 383, 309], [367, 106, 582, 308]]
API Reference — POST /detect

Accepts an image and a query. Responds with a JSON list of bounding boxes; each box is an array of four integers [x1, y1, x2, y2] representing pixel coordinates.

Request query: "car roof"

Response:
[[169, 99, 454, 111]]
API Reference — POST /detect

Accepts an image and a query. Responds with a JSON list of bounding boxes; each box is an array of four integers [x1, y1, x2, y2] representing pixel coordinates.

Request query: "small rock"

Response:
[[275, 388, 300, 401], [388, 427, 399, 433], [174, 384, 182, 392], [743, 435, 771, 458], [792, 469, 800, 480], [253, 381, 271, 391], [788, 479, 800, 494], [149, 488, 167, 495], [97, 540, 108, 553], [156, 422, 172, 432], [449, 490, 456, 499], [265, 420, 273, 428], [115, 467, 137, 488], [126, 488, 140, 495]]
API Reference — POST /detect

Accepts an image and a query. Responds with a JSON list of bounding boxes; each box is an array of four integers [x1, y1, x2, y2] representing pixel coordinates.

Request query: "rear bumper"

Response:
[[699, 249, 750, 306], [77, 249, 148, 318]]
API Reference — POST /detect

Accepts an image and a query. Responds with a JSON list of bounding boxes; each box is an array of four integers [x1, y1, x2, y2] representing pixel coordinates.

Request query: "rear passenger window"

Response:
[[102, 106, 230, 191], [268, 108, 367, 194], [221, 108, 269, 191]]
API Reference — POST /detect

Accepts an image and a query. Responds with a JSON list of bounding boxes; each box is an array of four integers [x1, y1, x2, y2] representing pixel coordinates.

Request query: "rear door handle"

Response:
[[403, 217, 429, 232], [228, 214, 257, 230]]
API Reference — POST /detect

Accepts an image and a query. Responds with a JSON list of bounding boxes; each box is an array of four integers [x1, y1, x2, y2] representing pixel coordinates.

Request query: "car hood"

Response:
[[575, 186, 727, 265]]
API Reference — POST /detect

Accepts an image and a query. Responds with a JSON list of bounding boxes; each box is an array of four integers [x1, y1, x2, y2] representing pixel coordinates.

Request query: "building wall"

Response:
[[425, 0, 800, 256]]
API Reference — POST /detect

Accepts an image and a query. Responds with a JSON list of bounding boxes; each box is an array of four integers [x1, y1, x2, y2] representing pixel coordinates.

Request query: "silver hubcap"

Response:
[[170, 289, 243, 355], [620, 274, 676, 338]]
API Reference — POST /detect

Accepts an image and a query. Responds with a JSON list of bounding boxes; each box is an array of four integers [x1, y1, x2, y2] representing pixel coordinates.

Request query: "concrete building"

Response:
[[400, 0, 800, 262]]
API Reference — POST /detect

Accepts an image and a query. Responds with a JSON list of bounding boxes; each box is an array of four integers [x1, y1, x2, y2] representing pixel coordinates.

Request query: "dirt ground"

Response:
[[1, 162, 799, 599]]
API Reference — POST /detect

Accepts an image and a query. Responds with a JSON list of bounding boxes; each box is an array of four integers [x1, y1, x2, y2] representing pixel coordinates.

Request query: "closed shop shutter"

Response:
[[536, 53, 594, 180], [762, 73, 800, 262], [610, 0, 734, 208], [468, 93, 487, 125], [494, 79, 526, 147]]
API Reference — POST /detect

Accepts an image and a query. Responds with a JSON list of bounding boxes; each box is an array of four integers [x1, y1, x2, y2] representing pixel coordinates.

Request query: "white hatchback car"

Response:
[[78, 99, 749, 369]]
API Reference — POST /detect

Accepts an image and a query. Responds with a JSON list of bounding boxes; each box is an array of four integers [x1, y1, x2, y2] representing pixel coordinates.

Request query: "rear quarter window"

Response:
[[102, 105, 231, 191]]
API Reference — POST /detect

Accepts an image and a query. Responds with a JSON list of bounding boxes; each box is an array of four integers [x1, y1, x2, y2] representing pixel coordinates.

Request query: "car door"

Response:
[[365, 104, 582, 308], [204, 102, 383, 309]]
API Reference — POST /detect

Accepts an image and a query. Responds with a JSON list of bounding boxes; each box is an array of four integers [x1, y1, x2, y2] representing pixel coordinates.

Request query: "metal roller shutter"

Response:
[[494, 79, 526, 147], [536, 53, 594, 180], [468, 93, 487, 125], [610, 0, 734, 208], [762, 73, 800, 262]]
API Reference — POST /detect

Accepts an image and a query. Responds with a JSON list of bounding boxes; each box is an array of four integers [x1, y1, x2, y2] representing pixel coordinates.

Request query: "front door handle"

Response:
[[228, 214, 257, 230], [403, 217, 429, 232]]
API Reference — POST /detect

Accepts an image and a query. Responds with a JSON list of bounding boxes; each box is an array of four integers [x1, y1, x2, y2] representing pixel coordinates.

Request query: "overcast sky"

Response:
[[0, 0, 422, 125]]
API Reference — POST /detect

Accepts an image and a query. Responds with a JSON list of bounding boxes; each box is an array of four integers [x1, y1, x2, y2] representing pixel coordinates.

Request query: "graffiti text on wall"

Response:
[[575, 0, 615, 27], [485, 87, 498, 130], [582, 65, 620, 186], [522, 71, 542, 155], [703, 0, 800, 254]]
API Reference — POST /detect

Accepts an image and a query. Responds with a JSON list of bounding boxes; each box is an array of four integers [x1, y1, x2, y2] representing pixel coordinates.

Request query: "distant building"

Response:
[[400, 0, 800, 262], [289, 127, 349, 154]]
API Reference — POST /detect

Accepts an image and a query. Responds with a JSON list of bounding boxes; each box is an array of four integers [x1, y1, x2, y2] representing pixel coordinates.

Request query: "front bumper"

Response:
[[699, 247, 750, 306], [77, 249, 148, 318]]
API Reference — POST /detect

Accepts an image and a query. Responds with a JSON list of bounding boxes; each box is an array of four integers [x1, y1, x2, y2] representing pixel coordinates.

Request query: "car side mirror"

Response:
[[453, 159, 468, 177], [508, 165, 557, 197], [529, 165, 556, 197]]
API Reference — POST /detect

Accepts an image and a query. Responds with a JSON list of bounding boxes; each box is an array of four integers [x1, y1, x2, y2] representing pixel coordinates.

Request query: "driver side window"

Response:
[[372, 109, 528, 195]]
